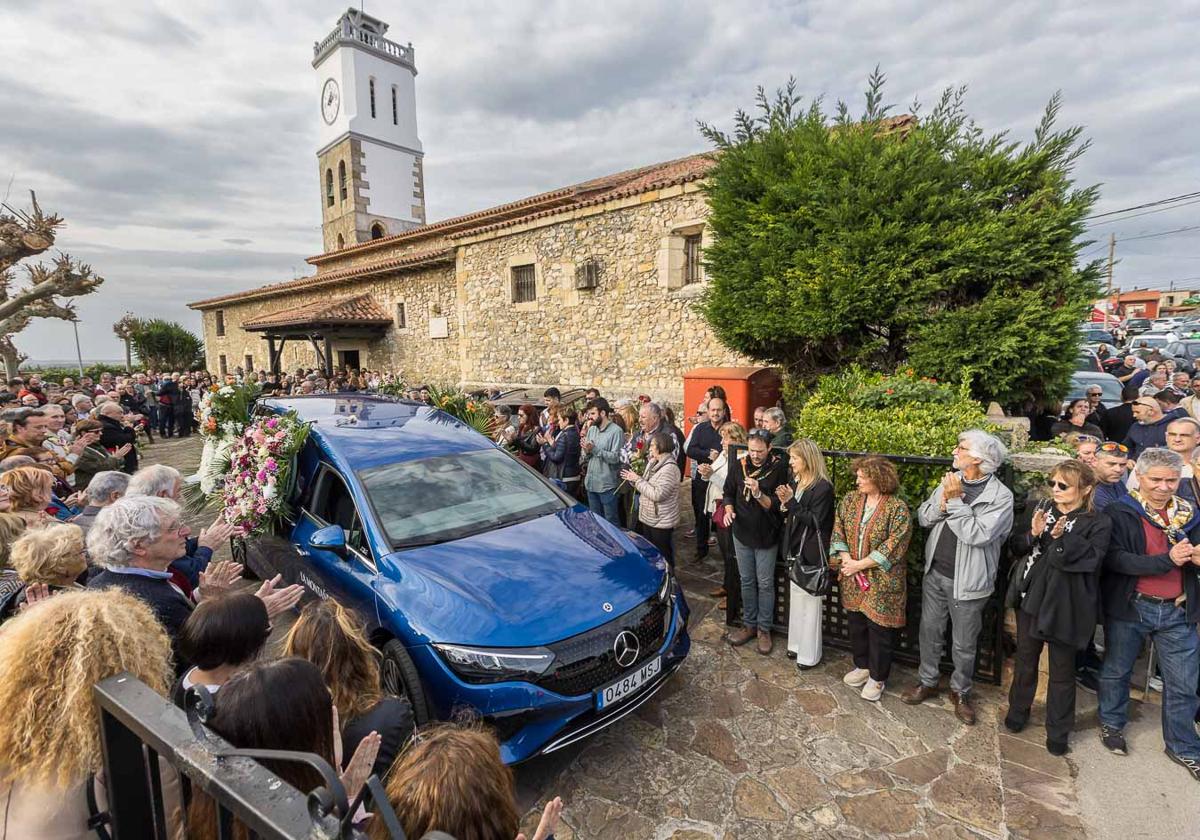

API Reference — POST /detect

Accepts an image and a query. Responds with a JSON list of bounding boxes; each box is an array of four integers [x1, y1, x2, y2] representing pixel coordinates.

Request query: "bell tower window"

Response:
[[369, 77, 376, 118], [338, 161, 347, 201], [370, 222, 385, 239], [337, 233, 345, 249], [325, 169, 334, 207]]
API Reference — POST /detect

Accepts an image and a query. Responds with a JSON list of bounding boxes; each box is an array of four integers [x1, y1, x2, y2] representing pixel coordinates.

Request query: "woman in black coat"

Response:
[[775, 439, 835, 670], [1005, 460, 1111, 756]]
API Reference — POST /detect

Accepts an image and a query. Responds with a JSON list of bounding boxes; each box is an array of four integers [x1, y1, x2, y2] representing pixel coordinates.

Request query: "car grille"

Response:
[[535, 597, 669, 697]]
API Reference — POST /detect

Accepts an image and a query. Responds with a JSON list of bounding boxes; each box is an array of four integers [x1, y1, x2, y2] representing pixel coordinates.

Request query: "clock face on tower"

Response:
[[321, 78, 340, 125]]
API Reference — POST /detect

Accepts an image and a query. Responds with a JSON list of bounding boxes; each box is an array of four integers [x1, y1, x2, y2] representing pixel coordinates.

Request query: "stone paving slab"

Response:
[[141, 437, 1190, 838]]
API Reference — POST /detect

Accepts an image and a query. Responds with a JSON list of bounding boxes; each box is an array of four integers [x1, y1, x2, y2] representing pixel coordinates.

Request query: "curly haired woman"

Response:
[[0, 589, 173, 838], [830, 455, 913, 702]]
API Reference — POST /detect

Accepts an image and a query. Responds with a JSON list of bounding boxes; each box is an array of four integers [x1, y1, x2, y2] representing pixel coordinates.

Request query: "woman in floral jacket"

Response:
[[830, 455, 912, 703]]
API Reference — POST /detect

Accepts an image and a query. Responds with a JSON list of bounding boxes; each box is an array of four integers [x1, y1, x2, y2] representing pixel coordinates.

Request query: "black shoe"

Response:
[[1046, 737, 1069, 756], [1100, 725, 1128, 756], [1164, 749, 1200, 782], [785, 650, 797, 660], [1076, 668, 1100, 694], [1004, 713, 1028, 734]]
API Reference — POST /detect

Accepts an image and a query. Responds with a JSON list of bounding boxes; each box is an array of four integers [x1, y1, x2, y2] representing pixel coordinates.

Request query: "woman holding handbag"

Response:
[[776, 439, 835, 670], [830, 456, 912, 702], [704, 422, 747, 625]]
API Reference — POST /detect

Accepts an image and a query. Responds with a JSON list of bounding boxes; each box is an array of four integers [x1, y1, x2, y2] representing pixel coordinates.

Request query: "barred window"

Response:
[[215, 310, 225, 337], [683, 234, 702, 285], [511, 265, 536, 303], [395, 301, 407, 328], [369, 78, 376, 118], [218, 354, 227, 376]]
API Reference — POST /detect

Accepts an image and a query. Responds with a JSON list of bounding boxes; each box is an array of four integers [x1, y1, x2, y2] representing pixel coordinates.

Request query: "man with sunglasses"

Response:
[[1094, 442, 1132, 511], [1098, 447, 1200, 782]]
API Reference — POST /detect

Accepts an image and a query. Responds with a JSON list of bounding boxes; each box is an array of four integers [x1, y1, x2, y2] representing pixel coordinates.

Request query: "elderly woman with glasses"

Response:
[[1005, 460, 1111, 755]]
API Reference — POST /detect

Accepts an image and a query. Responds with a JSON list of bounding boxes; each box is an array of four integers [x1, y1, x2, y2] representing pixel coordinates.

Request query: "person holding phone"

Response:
[[1005, 461, 1110, 755]]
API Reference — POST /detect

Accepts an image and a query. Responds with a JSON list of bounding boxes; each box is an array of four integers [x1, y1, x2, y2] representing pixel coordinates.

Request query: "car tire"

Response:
[[381, 639, 432, 725]]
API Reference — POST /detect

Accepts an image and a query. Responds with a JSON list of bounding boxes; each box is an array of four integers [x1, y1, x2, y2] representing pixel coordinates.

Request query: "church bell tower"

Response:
[[313, 8, 426, 252]]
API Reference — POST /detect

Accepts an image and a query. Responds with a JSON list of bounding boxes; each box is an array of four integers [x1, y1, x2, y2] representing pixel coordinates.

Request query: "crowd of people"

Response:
[[1, 364, 1198, 840]]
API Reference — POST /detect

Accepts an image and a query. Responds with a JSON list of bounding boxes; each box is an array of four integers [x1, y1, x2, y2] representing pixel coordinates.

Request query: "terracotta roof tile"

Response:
[[188, 247, 454, 309], [242, 293, 391, 330]]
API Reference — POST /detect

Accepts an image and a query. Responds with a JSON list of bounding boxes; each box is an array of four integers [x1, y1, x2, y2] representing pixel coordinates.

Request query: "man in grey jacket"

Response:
[[582, 398, 624, 525], [902, 429, 1014, 725]]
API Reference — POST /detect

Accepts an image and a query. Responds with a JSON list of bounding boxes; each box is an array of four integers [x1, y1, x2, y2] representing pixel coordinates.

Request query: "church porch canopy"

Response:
[[242, 293, 392, 373]]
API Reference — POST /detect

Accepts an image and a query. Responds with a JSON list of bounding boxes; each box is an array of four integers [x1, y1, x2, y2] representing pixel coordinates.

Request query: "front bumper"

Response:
[[410, 586, 691, 764]]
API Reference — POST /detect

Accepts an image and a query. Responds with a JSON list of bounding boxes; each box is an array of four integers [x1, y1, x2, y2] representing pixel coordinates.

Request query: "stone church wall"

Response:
[[454, 184, 748, 401]]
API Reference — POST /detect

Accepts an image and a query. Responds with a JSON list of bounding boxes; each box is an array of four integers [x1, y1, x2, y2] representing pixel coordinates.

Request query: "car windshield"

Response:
[[1135, 336, 1169, 348], [359, 449, 567, 548]]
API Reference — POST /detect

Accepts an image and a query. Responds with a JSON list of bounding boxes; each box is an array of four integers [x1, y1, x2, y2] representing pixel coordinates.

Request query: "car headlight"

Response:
[[433, 643, 556, 683], [658, 569, 674, 602]]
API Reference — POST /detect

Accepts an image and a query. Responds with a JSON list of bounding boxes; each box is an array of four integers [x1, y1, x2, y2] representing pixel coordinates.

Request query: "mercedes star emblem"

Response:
[[613, 630, 640, 668], [602, 602, 613, 612]]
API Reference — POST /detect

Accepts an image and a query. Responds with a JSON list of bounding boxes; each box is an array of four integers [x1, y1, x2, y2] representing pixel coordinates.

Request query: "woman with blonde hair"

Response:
[[0, 465, 55, 526], [1005, 459, 1110, 755], [776, 438, 835, 669], [284, 599, 414, 780], [0, 589, 173, 838], [371, 723, 562, 840], [0, 522, 87, 620], [830, 455, 913, 702], [702, 421, 746, 623]]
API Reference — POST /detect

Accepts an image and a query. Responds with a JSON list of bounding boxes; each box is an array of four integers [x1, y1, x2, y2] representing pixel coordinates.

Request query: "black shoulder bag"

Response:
[[786, 506, 832, 597]]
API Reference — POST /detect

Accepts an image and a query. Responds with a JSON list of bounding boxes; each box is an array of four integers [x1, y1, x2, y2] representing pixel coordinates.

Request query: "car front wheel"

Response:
[[381, 639, 432, 725]]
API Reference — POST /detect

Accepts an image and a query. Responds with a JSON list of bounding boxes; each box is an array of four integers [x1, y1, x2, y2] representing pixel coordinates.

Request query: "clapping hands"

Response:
[[198, 560, 244, 599], [254, 574, 304, 619], [516, 797, 564, 840]]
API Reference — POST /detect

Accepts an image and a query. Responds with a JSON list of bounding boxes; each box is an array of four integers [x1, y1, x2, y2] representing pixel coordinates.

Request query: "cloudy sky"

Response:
[[3, 0, 1199, 361]]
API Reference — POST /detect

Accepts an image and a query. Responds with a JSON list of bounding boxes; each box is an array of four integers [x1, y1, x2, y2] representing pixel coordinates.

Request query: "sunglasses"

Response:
[[747, 428, 772, 441], [1098, 442, 1129, 454], [1074, 434, 1100, 443], [1048, 479, 1073, 491]]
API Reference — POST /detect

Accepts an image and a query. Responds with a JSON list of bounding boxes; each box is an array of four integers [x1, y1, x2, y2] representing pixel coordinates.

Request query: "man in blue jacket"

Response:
[[1098, 447, 1200, 782]]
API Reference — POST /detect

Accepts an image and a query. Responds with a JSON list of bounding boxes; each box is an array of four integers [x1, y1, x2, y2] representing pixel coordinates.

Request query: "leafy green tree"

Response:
[[698, 71, 1103, 406], [128, 318, 205, 371]]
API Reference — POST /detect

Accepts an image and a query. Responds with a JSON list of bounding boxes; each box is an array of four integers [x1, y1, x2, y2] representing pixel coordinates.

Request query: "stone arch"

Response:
[[370, 222, 385, 239]]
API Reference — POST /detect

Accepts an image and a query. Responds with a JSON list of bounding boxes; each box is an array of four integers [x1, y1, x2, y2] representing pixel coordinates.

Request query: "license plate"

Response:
[[596, 656, 661, 710]]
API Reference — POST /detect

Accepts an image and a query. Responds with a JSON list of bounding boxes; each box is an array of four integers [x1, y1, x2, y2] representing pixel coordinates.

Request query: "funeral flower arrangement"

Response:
[[196, 382, 262, 494], [218, 411, 311, 534]]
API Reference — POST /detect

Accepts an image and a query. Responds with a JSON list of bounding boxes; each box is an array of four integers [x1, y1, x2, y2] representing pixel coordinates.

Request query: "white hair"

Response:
[[763, 407, 786, 425], [70, 394, 93, 408], [86, 470, 131, 505], [87, 495, 178, 570], [957, 429, 1008, 475], [1135, 447, 1184, 476], [127, 464, 182, 499]]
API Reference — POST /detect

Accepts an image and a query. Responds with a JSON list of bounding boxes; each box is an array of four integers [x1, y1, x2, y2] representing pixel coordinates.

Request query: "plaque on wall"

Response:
[[429, 316, 448, 339]]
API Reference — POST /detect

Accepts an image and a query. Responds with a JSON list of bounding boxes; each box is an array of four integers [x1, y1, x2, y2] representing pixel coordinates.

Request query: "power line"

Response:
[[1118, 225, 1200, 243], [1086, 197, 1200, 226], [1086, 190, 1200, 220]]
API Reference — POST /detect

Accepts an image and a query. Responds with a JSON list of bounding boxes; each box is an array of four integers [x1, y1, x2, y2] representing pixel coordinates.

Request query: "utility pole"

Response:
[[71, 318, 85, 378], [1105, 233, 1116, 329]]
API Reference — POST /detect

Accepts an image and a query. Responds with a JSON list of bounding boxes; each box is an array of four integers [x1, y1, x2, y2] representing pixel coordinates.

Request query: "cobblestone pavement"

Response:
[[146, 436, 1105, 839]]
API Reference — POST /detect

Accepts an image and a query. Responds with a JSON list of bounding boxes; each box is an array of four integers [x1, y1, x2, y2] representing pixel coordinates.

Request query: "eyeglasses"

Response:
[[1048, 479, 1073, 491], [1098, 442, 1129, 454]]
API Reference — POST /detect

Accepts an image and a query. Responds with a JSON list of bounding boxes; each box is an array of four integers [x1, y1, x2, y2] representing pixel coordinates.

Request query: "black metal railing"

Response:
[[94, 674, 455, 840], [727, 445, 1013, 684]]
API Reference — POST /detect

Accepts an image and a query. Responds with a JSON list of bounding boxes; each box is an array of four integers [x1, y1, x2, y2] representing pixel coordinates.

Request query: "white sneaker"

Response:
[[1149, 676, 1163, 693], [843, 668, 871, 687], [861, 679, 885, 702]]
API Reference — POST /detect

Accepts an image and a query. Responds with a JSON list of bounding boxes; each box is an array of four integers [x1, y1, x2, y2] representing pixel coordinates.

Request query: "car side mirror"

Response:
[[308, 524, 348, 558]]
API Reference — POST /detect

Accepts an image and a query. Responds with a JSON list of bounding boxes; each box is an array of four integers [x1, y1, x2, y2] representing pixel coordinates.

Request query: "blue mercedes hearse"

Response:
[[250, 395, 690, 763]]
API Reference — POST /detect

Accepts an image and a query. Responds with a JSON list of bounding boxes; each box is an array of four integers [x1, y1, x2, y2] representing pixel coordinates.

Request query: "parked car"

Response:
[[1066, 371, 1123, 409], [1080, 328, 1115, 345], [1127, 332, 1178, 353], [1075, 349, 1103, 373], [1125, 318, 1152, 336], [1164, 340, 1200, 371], [1152, 318, 1184, 332], [247, 395, 691, 764]]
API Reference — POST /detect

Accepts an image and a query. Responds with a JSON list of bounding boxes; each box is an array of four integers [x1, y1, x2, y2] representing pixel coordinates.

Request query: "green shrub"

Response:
[[19, 362, 129, 382]]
